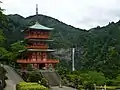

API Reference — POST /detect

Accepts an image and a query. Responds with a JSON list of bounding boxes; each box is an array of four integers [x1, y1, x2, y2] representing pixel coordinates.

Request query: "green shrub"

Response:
[[0, 66, 7, 88], [66, 74, 82, 88], [4, 75, 8, 80], [27, 64, 33, 71], [16, 82, 49, 90], [40, 78, 49, 87], [0, 66, 7, 74], [27, 72, 42, 82]]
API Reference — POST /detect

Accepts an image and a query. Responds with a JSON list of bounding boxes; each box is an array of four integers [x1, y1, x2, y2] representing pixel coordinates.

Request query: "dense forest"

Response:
[[1, 6, 120, 81]]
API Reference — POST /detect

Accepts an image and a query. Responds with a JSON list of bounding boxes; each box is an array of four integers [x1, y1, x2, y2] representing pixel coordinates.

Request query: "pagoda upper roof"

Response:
[[28, 22, 54, 30]]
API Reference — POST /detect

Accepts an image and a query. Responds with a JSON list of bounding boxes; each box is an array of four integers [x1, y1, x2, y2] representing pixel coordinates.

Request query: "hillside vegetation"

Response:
[[1, 11, 120, 79]]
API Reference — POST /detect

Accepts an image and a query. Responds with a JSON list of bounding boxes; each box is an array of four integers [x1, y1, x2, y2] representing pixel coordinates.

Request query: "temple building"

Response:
[[17, 21, 59, 69]]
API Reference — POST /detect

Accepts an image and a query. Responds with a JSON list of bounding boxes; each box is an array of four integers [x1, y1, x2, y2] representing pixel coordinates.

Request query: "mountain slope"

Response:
[[3, 14, 120, 78], [7, 14, 87, 48]]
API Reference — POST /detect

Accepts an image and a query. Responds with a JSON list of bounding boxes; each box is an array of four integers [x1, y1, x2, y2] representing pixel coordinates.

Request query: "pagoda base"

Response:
[[17, 59, 59, 70], [17, 59, 59, 64]]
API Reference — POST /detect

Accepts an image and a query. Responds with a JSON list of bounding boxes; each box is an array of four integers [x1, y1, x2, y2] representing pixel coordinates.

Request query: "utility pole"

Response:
[[72, 47, 75, 71]]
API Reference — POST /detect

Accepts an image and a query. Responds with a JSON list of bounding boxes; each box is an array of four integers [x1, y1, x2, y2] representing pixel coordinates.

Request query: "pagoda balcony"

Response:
[[25, 35, 49, 39], [26, 45, 48, 49], [17, 59, 59, 64]]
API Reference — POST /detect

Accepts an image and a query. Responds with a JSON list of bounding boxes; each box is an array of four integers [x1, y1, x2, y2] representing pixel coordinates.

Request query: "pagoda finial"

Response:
[[36, 4, 38, 15]]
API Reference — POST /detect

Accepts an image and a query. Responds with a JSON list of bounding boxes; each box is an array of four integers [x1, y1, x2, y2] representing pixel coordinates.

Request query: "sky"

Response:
[[1, 0, 120, 30]]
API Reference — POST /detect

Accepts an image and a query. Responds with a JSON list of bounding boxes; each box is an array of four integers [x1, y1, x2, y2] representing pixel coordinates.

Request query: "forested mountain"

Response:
[[6, 14, 86, 48], [1, 13, 120, 78]]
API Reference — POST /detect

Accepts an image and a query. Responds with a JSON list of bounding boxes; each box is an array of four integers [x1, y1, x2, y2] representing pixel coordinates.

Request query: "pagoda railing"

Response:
[[17, 59, 59, 64], [25, 35, 49, 39], [26, 45, 48, 49]]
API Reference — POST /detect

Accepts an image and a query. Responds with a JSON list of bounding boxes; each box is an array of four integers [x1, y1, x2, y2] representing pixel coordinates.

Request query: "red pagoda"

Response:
[[17, 21, 59, 69]]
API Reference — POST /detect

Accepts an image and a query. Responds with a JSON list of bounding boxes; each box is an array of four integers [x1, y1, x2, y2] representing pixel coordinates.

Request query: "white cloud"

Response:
[[1, 0, 120, 29]]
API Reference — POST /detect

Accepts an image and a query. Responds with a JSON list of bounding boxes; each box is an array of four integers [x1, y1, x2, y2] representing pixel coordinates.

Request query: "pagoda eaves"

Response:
[[29, 22, 53, 30]]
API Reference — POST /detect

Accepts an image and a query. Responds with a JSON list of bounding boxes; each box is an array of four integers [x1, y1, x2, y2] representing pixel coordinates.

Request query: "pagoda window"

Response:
[[44, 32, 47, 36], [38, 42, 41, 45], [43, 52, 46, 56], [41, 32, 43, 35], [32, 55, 35, 59], [33, 42, 37, 46], [37, 42, 39, 45], [32, 52, 37, 61], [41, 42, 43, 45], [42, 32, 44, 35], [38, 32, 41, 36], [43, 32, 45, 35], [39, 52, 42, 60], [32, 52, 35, 55], [39, 42, 41, 45], [41, 42, 44, 46], [37, 31, 40, 35], [29, 54, 32, 60], [37, 52, 41, 60], [43, 42, 45, 45], [32, 31, 34, 35], [43, 52, 47, 60], [38, 31, 40, 34], [44, 32, 46, 35], [36, 31, 38, 35], [33, 32, 36, 35], [37, 31, 40, 34], [32, 56, 36, 61]]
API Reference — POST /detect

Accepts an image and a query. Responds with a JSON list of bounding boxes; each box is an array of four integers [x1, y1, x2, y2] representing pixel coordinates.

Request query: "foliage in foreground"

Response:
[[21, 71, 49, 87], [0, 66, 7, 88], [16, 82, 49, 90], [57, 68, 120, 89]]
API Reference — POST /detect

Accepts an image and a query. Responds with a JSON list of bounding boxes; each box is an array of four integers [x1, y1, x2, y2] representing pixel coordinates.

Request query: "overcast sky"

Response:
[[1, 0, 120, 30]]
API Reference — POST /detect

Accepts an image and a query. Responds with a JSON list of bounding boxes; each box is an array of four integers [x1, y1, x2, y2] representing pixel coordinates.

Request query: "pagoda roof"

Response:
[[27, 49, 55, 52], [28, 22, 54, 30], [28, 39, 54, 42], [19, 48, 55, 53]]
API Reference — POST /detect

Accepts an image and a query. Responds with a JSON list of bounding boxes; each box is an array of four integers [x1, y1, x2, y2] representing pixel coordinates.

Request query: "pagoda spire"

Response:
[[35, 4, 39, 23], [36, 4, 38, 15]]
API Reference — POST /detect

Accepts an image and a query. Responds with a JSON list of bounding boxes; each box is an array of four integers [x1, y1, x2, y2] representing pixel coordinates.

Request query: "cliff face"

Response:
[[53, 49, 71, 61]]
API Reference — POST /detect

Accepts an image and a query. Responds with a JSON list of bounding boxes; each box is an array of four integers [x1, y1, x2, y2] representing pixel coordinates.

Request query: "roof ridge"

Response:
[[29, 21, 54, 30]]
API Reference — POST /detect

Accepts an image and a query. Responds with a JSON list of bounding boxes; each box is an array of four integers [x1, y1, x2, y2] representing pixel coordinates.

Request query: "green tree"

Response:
[[11, 41, 25, 52], [9, 41, 25, 62], [87, 71, 106, 85]]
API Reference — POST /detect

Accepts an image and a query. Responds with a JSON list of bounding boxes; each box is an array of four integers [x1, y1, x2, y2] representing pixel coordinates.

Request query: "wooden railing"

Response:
[[25, 35, 49, 39], [17, 59, 59, 64], [26, 45, 48, 49]]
